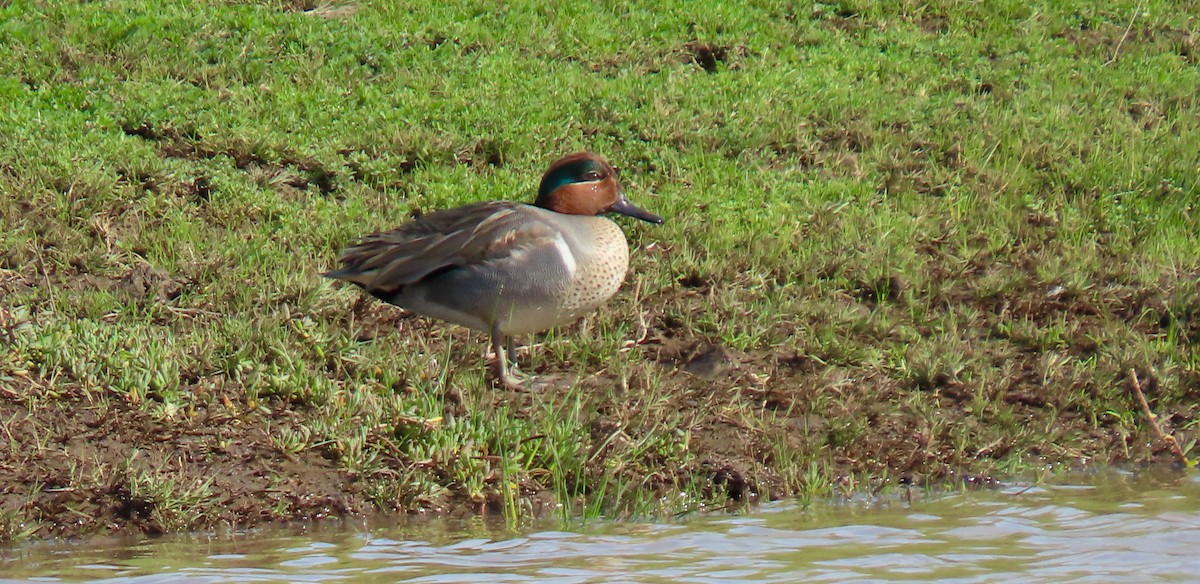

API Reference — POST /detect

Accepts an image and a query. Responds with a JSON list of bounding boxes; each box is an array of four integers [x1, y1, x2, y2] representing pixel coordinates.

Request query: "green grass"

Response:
[[1, 0, 1198, 540]]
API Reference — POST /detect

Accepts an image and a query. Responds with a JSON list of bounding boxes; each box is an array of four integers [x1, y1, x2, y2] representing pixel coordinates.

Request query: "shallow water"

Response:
[[4, 472, 1199, 583]]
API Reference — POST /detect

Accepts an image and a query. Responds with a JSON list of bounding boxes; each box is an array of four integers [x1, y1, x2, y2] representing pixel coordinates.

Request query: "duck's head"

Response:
[[534, 152, 664, 224]]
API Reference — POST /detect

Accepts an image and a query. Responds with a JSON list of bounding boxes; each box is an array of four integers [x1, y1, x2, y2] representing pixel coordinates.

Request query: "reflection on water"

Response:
[[3, 471, 1199, 583]]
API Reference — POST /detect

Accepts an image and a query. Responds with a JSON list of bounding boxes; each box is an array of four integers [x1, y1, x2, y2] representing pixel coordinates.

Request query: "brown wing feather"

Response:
[[326, 201, 557, 293]]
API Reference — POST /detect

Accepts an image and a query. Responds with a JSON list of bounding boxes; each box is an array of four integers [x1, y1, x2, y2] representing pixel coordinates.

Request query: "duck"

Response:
[[324, 152, 664, 389]]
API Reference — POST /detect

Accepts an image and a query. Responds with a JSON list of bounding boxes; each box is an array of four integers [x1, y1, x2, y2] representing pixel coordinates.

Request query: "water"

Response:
[[4, 472, 1199, 583]]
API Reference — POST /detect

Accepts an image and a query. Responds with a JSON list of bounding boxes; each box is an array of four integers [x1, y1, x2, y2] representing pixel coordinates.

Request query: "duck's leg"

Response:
[[489, 325, 527, 390]]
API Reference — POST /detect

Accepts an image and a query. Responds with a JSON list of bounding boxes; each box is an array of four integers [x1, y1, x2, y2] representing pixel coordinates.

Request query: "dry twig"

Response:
[[1104, 1, 1143, 67], [1129, 368, 1190, 467]]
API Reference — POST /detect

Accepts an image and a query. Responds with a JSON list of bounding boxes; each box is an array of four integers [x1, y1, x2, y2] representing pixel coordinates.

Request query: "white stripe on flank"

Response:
[[553, 233, 577, 277]]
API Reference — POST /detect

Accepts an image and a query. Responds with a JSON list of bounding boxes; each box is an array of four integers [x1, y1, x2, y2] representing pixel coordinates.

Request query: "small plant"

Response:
[[0, 507, 40, 542]]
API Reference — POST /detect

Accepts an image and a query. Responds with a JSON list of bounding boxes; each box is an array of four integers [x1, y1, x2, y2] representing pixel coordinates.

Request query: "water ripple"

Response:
[[3, 474, 1200, 583]]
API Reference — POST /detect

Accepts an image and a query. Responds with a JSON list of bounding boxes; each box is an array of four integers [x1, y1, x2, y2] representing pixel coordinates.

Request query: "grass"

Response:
[[1, 0, 1198, 540]]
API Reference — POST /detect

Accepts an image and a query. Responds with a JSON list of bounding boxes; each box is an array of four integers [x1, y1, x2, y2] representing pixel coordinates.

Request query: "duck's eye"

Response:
[[583, 170, 604, 181]]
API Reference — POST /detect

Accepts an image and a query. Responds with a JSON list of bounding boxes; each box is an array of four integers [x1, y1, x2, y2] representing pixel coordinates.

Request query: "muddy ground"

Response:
[[1, 256, 1195, 540]]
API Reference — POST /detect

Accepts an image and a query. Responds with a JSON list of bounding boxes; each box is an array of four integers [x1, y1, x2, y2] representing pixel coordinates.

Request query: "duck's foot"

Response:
[[490, 362, 532, 391], [489, 327, 534, 390]]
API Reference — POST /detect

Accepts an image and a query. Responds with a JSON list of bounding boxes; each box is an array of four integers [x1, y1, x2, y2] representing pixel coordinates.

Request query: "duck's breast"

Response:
[[554, 215, 630, 321]]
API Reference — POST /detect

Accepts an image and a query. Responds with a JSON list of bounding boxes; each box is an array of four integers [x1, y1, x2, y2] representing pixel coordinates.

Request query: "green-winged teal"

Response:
[[325, 152, 664, 388]]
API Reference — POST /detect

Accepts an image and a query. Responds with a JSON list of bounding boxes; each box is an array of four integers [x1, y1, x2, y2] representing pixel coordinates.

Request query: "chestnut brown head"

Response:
[[534, 152, 663, 224]]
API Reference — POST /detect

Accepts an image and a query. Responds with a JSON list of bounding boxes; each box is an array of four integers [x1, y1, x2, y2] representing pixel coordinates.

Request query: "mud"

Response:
[[2, 217, 1195, 540]]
